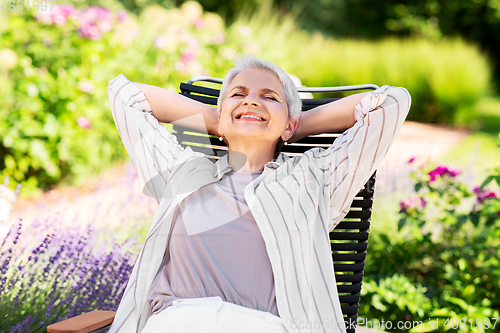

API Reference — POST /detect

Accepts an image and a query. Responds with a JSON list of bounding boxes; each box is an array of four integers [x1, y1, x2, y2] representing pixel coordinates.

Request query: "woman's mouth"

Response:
[[236, 114, 265, 121]]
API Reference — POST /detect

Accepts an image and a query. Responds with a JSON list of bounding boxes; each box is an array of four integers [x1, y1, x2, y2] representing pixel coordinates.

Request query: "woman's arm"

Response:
[[324, 85, 411, 231], [291, 91, 370, 141], [108, 74, 202, 202], [132, 82, 220, 136]]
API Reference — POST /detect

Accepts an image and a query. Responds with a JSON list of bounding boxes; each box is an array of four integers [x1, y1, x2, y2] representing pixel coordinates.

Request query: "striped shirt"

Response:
[[107, 73, 411, 333]]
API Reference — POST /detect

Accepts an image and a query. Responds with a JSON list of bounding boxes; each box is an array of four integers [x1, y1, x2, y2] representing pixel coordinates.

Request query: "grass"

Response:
[[440, 96, 500, 184]]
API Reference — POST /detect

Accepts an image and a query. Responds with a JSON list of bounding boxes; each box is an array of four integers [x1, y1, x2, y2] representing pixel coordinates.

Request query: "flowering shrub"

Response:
[[0, 203, 139, 332], [0, 1, 249, 197], [0, 4, 131, 197], [362, 161, 500, 332]]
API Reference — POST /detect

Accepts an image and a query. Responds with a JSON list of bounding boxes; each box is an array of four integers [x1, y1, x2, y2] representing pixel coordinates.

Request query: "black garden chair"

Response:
[[47, 78, 379, 333]]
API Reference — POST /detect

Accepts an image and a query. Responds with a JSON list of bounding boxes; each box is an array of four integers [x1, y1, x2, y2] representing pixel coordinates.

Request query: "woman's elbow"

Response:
[[392, 87, 411, 109]]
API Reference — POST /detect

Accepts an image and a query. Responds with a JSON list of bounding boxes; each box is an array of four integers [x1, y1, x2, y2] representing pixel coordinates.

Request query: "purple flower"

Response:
[[473, 185, 498, 204], [428, 164, 460, 182]]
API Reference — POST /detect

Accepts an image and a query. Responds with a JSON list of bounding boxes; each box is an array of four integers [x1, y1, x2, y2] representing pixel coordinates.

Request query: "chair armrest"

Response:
[[47, 310, 115, 333]]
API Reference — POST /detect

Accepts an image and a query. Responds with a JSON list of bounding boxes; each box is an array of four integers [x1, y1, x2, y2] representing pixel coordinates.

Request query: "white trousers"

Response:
[[141, 296, 288, 333]]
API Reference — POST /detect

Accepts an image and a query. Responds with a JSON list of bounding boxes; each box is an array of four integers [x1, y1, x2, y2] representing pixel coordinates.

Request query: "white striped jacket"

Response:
[[107, 73, 411, 333]]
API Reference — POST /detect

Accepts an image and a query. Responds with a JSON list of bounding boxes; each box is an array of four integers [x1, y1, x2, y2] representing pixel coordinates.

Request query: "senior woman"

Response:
[[106, 54, 411, 333]]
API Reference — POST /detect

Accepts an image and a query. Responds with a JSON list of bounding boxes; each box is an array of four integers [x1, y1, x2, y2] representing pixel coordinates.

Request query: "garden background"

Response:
[[1, 0, 500, 331]]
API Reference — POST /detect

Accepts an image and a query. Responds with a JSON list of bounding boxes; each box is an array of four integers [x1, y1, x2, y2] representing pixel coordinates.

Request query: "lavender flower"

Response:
[[1, 218, 138, 331]]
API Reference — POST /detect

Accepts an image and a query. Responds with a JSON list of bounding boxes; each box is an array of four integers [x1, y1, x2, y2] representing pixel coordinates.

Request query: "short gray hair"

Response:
[[217, 54, 302, 122]]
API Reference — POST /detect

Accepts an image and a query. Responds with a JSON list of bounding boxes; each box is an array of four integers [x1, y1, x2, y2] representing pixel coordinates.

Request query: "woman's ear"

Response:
[[283, 117, 299, 141]]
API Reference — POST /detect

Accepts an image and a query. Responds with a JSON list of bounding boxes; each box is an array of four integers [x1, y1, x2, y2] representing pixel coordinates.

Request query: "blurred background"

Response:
[[1, 0, 499, 331]]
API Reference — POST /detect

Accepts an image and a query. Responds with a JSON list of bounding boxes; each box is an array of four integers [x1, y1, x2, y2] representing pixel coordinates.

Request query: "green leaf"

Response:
[[495, 176, 500, 187], [481, 176, 494, 187], [398, 218, 407, 231]]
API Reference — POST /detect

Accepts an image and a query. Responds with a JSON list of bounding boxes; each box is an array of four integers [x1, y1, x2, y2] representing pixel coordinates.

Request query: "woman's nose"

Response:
[[243, 92, 260, 107]]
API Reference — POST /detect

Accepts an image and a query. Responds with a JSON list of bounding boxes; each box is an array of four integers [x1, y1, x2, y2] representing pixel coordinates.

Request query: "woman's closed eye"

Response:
[[264, 95, 278, 101]]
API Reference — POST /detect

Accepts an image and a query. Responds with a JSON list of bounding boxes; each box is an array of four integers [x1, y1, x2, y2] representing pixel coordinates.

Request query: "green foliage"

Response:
[[362, 162, 500, 332], [360, 274, 433, 322], [59, 0, 500, 85], [1, 9, 125, 196], [1, 1, 495, 201], [241, 0, 500, 85], [233, 6, 493, 126]]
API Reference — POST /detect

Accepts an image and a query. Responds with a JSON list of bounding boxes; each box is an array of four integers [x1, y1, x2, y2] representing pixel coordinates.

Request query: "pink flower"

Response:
[[58, 4, 77, 18], [34, 10, 53, 24], [407, 156, 416, 163], [117, 10, 128, 22], [80, 6, 111, 23], [154, 36, 167, 49], [98, 20, 112, 33], [181, 51, 195, 64], [399, 197, 426, 214], [53, 4, 77, 25], [77, 6, 112, 39], [473, 185, 498, 204], [35, 4, 77, 26], [52, 12, 67, 25], [77, 116, 92, 129], [406, 156, 417, 163], [78, 22, 101, 40], [213, 33, 225, 45], [193, 18, 204, 29], [428, 165, 460, 182], [419, 198, 427, 207], [175, 61, 186, 73]]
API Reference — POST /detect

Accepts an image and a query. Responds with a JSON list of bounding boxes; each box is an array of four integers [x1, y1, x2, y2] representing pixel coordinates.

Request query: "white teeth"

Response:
[[239, 115, 263, 120]]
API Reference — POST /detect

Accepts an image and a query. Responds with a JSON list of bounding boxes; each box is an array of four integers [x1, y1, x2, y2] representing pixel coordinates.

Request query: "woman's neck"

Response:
[[228, 145, 275, 173]]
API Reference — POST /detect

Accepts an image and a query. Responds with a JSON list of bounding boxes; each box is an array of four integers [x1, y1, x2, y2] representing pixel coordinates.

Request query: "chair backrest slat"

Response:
[[177, 78, 378, 333]]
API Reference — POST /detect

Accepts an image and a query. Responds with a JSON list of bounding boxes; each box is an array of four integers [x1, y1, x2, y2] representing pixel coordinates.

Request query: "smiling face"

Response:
[[218, 68, 295, 149]]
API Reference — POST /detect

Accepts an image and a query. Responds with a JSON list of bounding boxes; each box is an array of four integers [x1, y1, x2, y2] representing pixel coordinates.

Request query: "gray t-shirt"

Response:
[[147, 170, 279, 317]]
